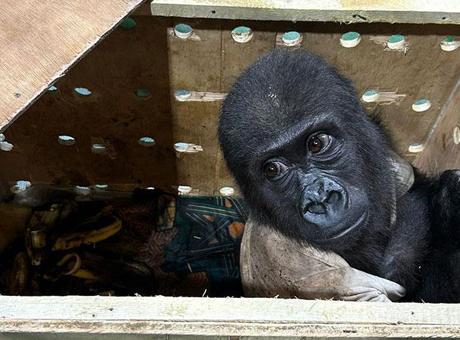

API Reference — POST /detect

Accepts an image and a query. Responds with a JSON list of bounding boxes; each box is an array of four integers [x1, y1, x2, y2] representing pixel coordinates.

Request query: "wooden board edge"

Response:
[[150, 2, 460, 24], [0, 296, 459, 337]]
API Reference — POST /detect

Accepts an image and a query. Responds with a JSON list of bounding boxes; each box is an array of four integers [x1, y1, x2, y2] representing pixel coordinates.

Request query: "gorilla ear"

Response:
[[388, 151, 414, 197]]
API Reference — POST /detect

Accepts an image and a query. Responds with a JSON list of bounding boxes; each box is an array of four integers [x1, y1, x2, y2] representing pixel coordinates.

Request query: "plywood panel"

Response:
[[0, 0, 145, 131], [0, 17, 177, 190]]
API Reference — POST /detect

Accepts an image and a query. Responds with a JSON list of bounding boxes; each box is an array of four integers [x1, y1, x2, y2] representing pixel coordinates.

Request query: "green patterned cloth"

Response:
[[162, 196, 247, 296]]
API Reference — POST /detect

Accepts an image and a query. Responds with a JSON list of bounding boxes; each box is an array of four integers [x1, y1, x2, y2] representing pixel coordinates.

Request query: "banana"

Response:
[[71, 269, 98, 280], [52, 217, 122, 251]]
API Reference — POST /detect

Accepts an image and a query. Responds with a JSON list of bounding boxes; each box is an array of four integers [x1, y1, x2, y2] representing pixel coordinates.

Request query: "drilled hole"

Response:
[[91, 144, 107, 154], [58, 135, 76, 146], [174, 23, 193, 39], [74, 87, 92, 96], [12, 180, 31, 193], [120, 17, 136, 30], [138, 136, 156, 147], [0, 141, 13, 152]]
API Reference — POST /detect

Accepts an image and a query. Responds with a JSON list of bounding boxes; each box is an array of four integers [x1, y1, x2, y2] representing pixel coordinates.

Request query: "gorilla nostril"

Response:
[[305, 202, 327, 214], [326, 191, 341, 205]]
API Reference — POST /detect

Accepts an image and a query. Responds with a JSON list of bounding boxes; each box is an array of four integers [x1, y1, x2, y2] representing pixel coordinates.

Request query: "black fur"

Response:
[[219, 49, 460, 302]]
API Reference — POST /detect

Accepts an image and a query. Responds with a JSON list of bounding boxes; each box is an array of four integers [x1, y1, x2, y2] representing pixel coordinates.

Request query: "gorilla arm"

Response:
[[241, 218, 406, 302]]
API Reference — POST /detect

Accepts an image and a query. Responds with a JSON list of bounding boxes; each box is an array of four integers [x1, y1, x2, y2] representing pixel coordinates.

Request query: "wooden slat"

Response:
[[168, 20, 223, 194], [0, 296, 460, 338], [151, 0, 460, 24], [216, 22, 276, 192], [0, 0, 145, 132]]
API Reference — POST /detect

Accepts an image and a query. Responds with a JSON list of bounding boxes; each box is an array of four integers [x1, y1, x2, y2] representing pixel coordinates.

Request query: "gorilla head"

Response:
[[219, 49, 398, 251]]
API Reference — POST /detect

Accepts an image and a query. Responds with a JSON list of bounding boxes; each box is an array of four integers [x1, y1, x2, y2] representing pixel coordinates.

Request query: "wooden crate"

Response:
[[1, 1, 460, 338]]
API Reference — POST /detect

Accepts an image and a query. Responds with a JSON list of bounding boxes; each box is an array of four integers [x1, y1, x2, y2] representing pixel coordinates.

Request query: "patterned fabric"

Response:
[[162, 196, 247, 296]]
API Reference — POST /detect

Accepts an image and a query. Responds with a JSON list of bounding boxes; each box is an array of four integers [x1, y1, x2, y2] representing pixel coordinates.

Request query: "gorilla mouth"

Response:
[[311, 211, 368, 243], [327, 211, 368, 240]]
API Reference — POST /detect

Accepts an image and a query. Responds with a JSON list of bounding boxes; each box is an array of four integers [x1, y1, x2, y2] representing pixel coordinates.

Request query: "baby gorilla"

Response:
[[219, 49, 460, 302]]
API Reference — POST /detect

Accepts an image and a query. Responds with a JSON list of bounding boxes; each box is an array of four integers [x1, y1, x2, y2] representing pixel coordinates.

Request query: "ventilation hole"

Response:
[[120, 17, 136, 30], [387, 35, 405, 49], [12, 180, 31, 193], [408, 143, 424, 153], [340, 31, 361, 48], [442, 16, 448, 21], [174, 142, 189, 152], [174, 23, 193, 39], [175, 89, 192, 101], [178, 185, 192, 195], [219, 186, 235, 196], [441, 35, 459, 51], [211, 10, 216, 14], [0, 141, 14, 152], [453, 126, 460, 145], [361, 90, 380, 103], [412, 99, 431, 112], [135, 88, 151, 98], [138, 136, 156, 147], [91, 144, 107, 154], [58, 135, 76, 146], [74, 87, 92, 96], [48, 85, 58, 92], [231, 26, 253, 43], [281, 31, 302, 46], [174, 142, 203, 153], [75, 186, 91, 195]]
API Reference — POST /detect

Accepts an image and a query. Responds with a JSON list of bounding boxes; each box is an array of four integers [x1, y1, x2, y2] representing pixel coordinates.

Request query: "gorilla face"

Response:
[[260, 131, 369, 244], [219, 49, 396, 250]]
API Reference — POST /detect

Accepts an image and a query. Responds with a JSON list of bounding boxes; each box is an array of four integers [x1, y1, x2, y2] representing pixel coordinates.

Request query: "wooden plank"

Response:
[[216, 22, 276, 192], [168, 20, 223, 194], [0, 296, 460, 338], [0, 0, 145, 132], [151, 0, 460, 24], [414, 78, 460, 173]]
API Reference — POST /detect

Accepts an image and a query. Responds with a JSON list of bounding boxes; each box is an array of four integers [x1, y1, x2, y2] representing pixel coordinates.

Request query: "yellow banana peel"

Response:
[[71, 269, 98, 280], [52, 217, 122, 251]]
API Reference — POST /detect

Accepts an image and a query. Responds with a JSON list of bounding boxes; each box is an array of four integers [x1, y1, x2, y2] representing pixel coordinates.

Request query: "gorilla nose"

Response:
[[301, 178, 345, 216]]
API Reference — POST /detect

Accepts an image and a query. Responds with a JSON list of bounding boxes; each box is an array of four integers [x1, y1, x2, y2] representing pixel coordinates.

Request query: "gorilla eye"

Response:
[[263, 161, 287, 180], [307, 133, 332, 154]]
